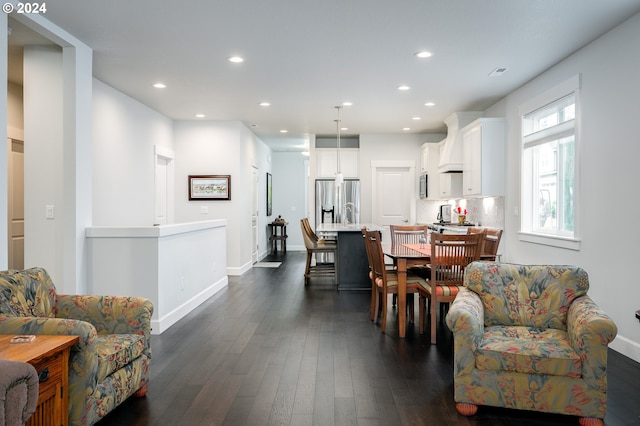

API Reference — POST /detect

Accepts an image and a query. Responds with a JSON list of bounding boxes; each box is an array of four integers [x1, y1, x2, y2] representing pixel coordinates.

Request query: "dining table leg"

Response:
[[397, 258, 407, 338]]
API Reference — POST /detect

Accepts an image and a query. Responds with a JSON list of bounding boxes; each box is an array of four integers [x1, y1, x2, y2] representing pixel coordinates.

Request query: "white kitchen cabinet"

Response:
[[420, 143, 429, 173], [316, 148, 359, 178], [439, 173, 462, 199], [420, 141, 444, 199], [461, 118, 505, 197]]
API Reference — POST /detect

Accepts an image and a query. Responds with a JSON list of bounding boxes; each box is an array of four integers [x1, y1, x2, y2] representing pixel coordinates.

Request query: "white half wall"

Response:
[[86, 220, 228, 334]]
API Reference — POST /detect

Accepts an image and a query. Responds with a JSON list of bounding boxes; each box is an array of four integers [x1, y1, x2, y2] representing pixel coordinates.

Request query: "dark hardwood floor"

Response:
[[98, 252, 639, 426]]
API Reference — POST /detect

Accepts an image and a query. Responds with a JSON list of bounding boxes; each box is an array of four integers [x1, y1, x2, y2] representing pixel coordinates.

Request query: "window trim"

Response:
[[518, 75, 581, 250]]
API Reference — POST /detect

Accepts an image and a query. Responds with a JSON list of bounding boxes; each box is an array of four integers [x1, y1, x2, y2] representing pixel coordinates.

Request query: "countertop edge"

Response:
[[86, 220, 227, 238]]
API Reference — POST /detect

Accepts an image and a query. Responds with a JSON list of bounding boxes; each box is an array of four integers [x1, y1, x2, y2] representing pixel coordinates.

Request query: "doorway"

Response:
[[7, 139, 24, 269], [251, 166, 259, 263], [371, 160, 416, 227], [154, 146, 174, 225]]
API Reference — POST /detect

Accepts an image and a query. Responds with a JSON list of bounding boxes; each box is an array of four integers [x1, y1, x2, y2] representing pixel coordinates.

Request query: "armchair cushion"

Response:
[[0, 267, 57, 317], [477, 326, 581, 377], [465, 263, 589, 329], [95, 334, 146, 383]]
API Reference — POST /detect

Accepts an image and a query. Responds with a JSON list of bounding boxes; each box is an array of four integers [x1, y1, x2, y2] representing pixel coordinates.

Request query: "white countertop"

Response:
[[316, 223, 384, 232], [86, 219, 227, 238]]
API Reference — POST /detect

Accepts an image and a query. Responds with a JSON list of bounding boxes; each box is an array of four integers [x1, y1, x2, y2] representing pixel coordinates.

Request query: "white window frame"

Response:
[[518, 75, 581, 250]]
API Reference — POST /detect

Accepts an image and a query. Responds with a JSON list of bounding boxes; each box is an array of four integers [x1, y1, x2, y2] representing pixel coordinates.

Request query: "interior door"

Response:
[[251, 167, 259, 263], [8, 139, 25, 270], [154, 156, 168, 225], [372, 161, 415, 226], [154, 146, 174, 226]]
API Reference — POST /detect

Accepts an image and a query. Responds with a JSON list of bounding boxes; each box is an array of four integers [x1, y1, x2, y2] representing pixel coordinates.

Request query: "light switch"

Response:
[[46, 205, 55, 219], [200, 206, 208, 214]]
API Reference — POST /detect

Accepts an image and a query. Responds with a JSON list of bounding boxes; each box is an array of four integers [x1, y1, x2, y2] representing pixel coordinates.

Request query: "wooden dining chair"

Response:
[[363, 228, 427, 333], [389, 224, 430, 309], [300, 218, 337, 286], [362, 228, 399, 321], [418, 232, 483, 344], [389, 224, 430, 276], [468, 227, 503, 261]]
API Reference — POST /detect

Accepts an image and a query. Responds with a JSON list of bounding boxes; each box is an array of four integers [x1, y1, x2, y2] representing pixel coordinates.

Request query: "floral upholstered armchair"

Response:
[[446, 262, 617, 425], [0, 267, 153, 426]]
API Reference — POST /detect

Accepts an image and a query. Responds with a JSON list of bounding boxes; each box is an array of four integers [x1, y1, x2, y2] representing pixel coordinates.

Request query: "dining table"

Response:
[[383, 242, 431, 338]]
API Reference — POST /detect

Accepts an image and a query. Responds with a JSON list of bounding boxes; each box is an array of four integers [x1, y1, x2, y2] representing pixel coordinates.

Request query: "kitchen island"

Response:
[[316, 223, 382, 290]]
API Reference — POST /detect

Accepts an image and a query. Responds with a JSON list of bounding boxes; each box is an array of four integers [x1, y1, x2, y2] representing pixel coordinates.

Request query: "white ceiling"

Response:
[[8, 1, 640, 151]]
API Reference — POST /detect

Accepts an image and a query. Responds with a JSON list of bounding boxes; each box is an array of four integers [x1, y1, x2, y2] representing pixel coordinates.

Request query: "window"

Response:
[[520, 76, 580, 249]]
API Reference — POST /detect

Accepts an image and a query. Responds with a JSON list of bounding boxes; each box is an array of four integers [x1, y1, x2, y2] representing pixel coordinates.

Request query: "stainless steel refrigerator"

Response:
[[315, 179, 360, 225]]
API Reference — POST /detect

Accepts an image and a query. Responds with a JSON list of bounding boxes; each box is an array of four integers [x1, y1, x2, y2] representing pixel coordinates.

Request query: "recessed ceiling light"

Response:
[[301, 151, 310, 156], [153, 83, 166, 89], [412, 117, 421, 121], [415, 51, 433, 58], [228, 56, 244, 63], [397, 85, 410, 91], [341, 127, 348, 131], [425, 102, 436, 107], [259, 102, 270, 107], [280, 129, 288, 133], [402, 127, 411, 131], [342, 102, 353, 106], [195, 114, 205, 118]]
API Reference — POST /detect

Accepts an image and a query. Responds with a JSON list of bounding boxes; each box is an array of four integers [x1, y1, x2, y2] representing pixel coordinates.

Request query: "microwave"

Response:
[[419, 174, 428, 199]]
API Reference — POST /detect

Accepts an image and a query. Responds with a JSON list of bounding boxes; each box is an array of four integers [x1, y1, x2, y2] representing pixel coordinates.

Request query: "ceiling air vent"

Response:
[[489, 67, 508, 77]]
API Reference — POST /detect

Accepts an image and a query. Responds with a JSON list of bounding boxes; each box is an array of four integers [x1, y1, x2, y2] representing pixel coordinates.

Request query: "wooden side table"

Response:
[[0, 334, 79, 426], [268, 222, 288, 254]]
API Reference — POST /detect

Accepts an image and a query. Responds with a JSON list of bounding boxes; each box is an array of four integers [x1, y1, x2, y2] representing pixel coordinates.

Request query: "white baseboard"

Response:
[[227, 260, 253, 276], [151, 276, 228, 334], [610, 334, 640, 364]]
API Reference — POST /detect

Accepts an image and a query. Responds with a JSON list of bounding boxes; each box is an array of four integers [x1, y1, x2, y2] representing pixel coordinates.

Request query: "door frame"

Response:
[[154, 145, 174, 225], [371, 160, 416, 226]]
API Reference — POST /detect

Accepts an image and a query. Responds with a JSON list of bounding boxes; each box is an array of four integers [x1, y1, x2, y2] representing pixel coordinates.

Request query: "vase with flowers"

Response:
[[456, 207, 467, 224]]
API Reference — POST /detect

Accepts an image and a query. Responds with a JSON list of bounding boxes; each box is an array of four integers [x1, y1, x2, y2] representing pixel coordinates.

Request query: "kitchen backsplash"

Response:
[[417, 196, 505, 229]]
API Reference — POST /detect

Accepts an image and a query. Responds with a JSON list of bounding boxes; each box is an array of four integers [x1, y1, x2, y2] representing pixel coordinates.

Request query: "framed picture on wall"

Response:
[[188, 175, 231, 200], [266, 172, 273, 216]]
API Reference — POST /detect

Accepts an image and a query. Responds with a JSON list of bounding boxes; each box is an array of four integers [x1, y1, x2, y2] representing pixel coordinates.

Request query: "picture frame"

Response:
[[266, 172, 273, 216], [188, 175, 231, 200]]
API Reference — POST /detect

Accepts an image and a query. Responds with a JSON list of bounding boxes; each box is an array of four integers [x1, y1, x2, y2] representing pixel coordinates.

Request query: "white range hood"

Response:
[[438, 111, 483, 173]]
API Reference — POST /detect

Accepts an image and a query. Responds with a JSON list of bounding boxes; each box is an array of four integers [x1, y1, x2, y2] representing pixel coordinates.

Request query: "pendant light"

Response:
[[334, 105, 344, 187]]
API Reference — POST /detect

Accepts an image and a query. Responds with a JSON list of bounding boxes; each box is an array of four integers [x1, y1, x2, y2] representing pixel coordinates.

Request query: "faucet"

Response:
[[343, 202, 354, 224]]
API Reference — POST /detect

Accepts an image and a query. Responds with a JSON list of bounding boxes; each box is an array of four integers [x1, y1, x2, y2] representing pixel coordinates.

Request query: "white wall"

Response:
[[272, 152, 308, 251], [173, 121, 272, 274], [92, 79, 174, 226], [23, 46, 64, 280], [485, 12, 640, 362]]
